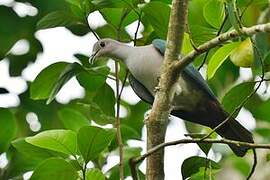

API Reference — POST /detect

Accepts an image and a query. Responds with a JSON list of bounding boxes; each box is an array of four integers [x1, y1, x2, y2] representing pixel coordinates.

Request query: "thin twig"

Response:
[[247, 149, 257, 180], [84, 16, 100, 40], [114, 8, 142, 179], [197, 13, 228, 70], [174, 23, 270, 73], [114, 9, 130, 180], [233, 0, 243, 29], [133, 11, 142, 46], [132, 138, 270, 164]]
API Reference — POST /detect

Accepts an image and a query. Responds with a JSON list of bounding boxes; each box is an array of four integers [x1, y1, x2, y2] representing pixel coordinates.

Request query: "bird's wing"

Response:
[[128, 73, 154, 104], [152, 39, 216, 100]]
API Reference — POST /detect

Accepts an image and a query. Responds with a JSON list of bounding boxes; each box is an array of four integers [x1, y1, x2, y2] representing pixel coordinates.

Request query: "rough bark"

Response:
[[146, 0, 189, 179]]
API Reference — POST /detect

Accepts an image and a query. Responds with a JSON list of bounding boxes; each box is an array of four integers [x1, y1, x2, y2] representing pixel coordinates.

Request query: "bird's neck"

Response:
[[110, 43, 133, 62]]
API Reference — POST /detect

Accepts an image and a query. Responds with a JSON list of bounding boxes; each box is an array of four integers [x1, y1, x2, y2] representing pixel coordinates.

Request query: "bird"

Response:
[[90, 38, 254, 157]]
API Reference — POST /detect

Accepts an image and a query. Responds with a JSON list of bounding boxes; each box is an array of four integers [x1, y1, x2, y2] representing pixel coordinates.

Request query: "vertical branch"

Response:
[[115, 9, 129, 180], [115, 9, 141, 180], [114, 62, 124, 180], [146, 0, 189, 180]]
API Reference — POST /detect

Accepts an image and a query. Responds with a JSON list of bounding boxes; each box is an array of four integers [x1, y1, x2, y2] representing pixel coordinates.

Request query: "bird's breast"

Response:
[[126, 47, 163, 95]]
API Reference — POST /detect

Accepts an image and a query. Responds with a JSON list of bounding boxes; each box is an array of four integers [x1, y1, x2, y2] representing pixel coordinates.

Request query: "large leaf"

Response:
[[93, 83, 115, 117], [76, 66, 110, 92], [30, 62, 69, 100], [181, 156, 220, 180], [222, 82, 256, 115], [92, 0, 135, 8], [207, 42, 240, 79], [0, 6, 23, 59], [77, 126, 115, 163], [100, 8, 138, 29], [86, 168, 106, 180], [0, 108, 17, 153], [26, 129, 77, 155], [58, 108, 89, 132], [30, 158, 78, 180], [37, 11, 82, 30], [30, 62, 84, 104], [12, 139, 59, 162], [251, 99, 270, 122], [142, 2, 170, 39], [203, 0, 225, 29], [188, 0, 217, 45], [47, 62, 84, 104]]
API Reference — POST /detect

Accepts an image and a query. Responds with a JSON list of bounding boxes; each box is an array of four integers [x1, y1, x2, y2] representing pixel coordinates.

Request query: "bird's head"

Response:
[[89, 38, 120, 64]]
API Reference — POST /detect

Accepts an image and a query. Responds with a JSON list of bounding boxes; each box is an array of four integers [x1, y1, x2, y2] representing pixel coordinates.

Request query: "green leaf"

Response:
[[76, 66, 110, 92], [26, 129, 77, 155], [12, 139, 56, 162], [251, 99, 270, 122], [222, 82, 256, 115], [86, 168, 106, 180], [37, 11, 81, 30], [267, 153, 270, 161], [227, 2, 241, 32], [47, 62, 84, 104], [30, 158, 78, 180], [230, 156, 250, 176], [93, 83, 115, 117], [187, 134, 212, 155], [203, 0, 225, 29], [109, 147, 142, 180], [181, 156, 220, 180], [100, 8, 137, 29], [77, 126, 115, 163], [109, 124, 140, 150], [30, 62, 68, 100], [58, 108, 89, 132], [92, 0, 135, 8], [0, 108, 17, 153], [207, 42, 240, 79], [142, 2, 170, 39], [122, 101, 149, 136], [65, 0, 81, 7], [189, 25, 217, 45]]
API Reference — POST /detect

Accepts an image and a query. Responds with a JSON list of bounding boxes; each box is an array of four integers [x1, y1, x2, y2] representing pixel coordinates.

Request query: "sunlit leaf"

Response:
[[58, 108, 89, 132], [203, 0, 225, 29], [30, 158, 78, 180], [222, 82, 256, 115], [207, 42, 240, 79], [181, 156, 220, 179], [77, 126, 115, 163], [86, 168, 106, 180], [37, 11, 82, 30], [142, 2, 170, 39], [47, 62, 84, 104], [26, 129, 77, 155]]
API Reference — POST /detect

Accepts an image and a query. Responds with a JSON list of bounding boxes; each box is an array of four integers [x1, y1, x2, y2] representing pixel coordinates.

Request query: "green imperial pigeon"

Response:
[[90, 38, 253, 157]]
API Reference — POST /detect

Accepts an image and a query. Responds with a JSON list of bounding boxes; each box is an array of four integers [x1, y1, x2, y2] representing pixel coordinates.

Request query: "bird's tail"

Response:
[[215, 115, 254, 157]]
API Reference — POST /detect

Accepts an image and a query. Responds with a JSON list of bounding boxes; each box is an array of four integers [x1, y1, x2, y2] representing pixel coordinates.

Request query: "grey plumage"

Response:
[[90, 38, 253, 156]]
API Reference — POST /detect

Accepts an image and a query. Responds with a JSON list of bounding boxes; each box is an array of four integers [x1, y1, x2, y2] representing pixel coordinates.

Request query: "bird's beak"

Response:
[[89, 50, 99, 65]]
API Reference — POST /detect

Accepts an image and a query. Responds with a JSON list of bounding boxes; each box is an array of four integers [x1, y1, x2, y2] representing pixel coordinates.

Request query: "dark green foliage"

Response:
[[1, 0, 270, 179]]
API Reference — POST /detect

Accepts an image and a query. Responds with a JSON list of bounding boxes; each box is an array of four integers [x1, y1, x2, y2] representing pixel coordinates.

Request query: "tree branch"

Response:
[[173, 23, 270, 72], [145, 0, 189, 179], [132, 138, 270, 165]]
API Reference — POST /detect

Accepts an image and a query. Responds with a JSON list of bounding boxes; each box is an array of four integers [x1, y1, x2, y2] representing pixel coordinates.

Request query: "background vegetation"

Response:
[[1, 0, 270, 179]]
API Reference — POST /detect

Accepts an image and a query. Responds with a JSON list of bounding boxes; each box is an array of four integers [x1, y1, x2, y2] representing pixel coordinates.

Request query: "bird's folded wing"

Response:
[[152, 39, 216, 100]]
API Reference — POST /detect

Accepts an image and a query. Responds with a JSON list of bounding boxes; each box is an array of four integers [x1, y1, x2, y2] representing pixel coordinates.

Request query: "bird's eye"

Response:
[[100, 42, 105, 47]]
